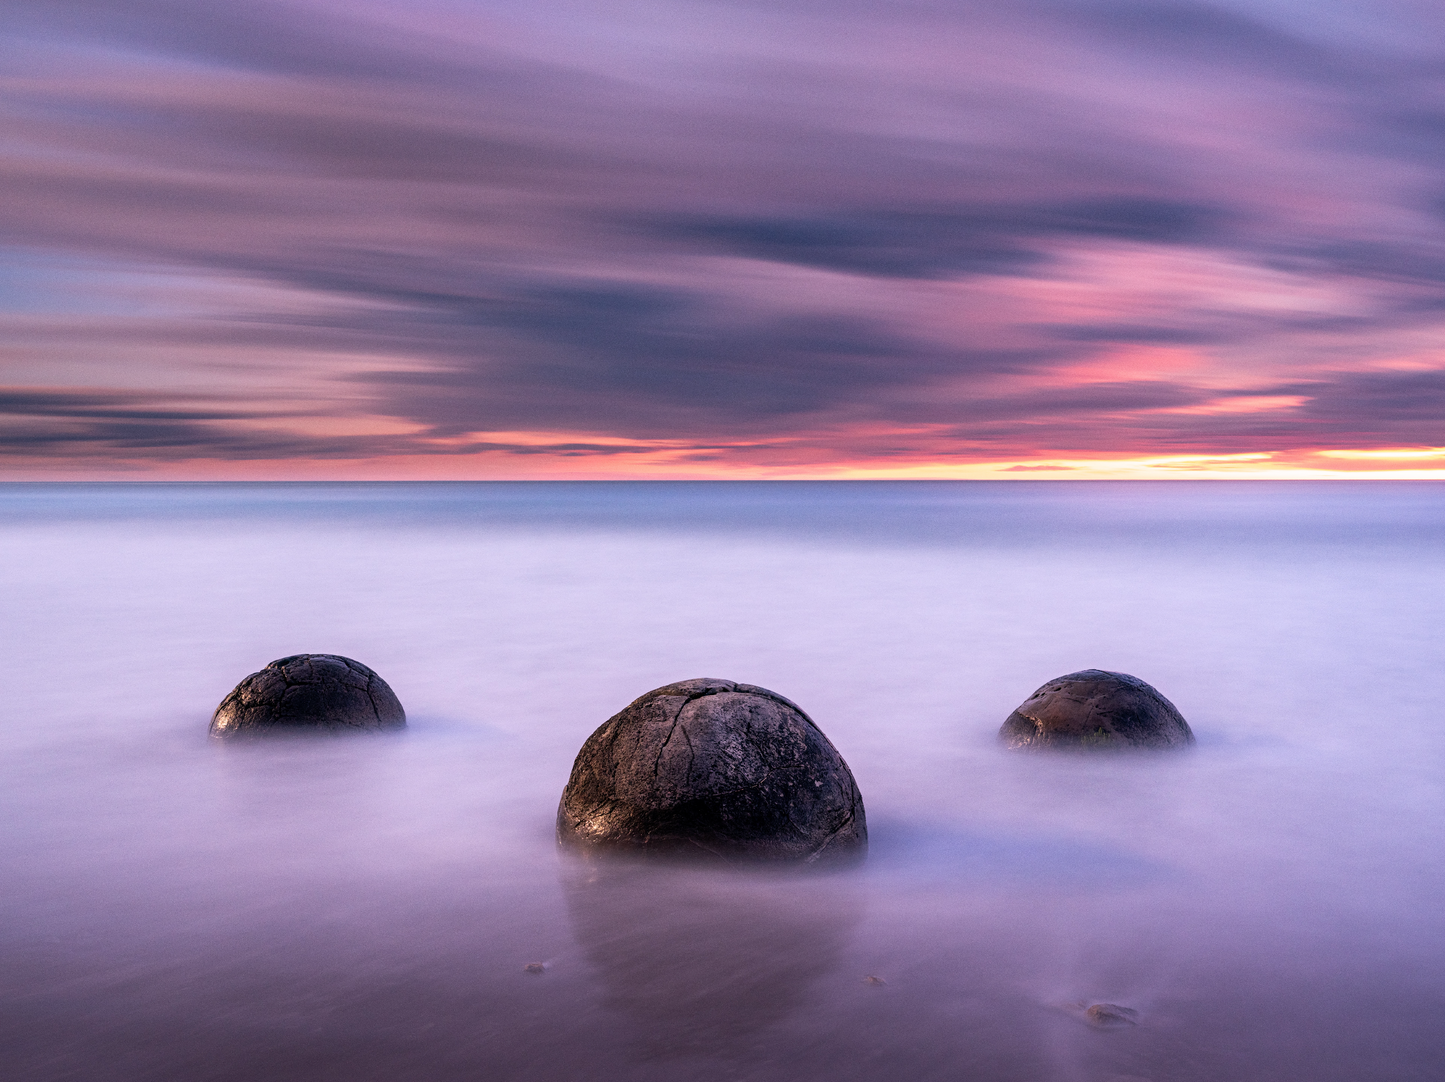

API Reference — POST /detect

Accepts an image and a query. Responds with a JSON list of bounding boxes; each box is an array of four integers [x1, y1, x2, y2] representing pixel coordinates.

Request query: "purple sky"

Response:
[[5, 0, 1445, 478]]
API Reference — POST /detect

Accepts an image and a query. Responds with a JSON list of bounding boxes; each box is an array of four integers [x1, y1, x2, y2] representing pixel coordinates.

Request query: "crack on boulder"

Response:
[[654, 692, 705, 778], [805, 808, 857, 863]]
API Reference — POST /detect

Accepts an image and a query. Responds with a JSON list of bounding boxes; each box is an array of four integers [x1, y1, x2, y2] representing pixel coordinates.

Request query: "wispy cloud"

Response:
[[4, 0, 1445, 476]]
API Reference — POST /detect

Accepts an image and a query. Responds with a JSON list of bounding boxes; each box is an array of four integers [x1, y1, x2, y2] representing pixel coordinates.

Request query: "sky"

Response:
[[5, 0, 1445, 479]]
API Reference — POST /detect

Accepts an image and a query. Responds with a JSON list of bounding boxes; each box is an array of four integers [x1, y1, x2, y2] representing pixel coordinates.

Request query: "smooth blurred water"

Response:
[[3, 481, 1443, 1081]]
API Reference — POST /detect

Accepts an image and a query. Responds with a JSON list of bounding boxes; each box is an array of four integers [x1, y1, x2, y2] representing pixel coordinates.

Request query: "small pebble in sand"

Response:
[[524, 963, 546, 975], [1086, 1003, 1138, 1027]]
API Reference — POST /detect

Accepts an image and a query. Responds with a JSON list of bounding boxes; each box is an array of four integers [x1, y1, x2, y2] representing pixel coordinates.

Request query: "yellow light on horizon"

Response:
[[1315, 448, 1445, 460]]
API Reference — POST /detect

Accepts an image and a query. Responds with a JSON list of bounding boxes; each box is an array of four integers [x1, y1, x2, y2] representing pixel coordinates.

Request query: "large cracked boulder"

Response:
[[557, 678, 867, 863], [209, 654, 406, 739], [999, 669, 1193, 750]]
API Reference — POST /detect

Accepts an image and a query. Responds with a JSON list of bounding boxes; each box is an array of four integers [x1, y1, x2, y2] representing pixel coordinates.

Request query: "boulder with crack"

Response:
[[557, 678, 867, 863], [210, 654, 406, 738]]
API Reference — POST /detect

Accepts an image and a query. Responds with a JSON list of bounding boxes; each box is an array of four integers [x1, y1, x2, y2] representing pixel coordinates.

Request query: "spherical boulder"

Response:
[[209, 654, 405, 738], [999, 669, 1193, 750], [557, 678, 866, 863]]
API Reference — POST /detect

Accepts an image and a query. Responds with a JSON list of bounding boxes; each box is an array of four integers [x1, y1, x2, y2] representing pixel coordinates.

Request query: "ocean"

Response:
[[3, 481, 1443, 1081]]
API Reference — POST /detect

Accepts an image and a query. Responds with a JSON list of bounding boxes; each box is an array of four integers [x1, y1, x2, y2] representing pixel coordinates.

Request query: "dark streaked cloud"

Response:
[[1062, 0, 1352, 77], [644, 199, 1226, 279], [1039, 324, 1227, 344], [484, 285, 941, 412], [0, 389, 262, 421], [1298, 368, 1445, 428], [363, 280, 1051, 437], [5, 0, 472, 82]]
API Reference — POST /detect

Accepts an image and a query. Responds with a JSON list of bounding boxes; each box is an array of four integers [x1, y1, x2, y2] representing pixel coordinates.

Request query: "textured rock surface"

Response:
[[557, 678, 866, 862], [209, 654, 405, 738], [999, 669, 1193, 750], [1086, 1003, 1139, 1027]]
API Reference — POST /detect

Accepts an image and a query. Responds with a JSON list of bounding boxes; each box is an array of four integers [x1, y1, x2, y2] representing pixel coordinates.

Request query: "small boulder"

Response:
[[999, 670, 1192, 750], [557, 678, 866, 863], [209, 654, 405, 738]]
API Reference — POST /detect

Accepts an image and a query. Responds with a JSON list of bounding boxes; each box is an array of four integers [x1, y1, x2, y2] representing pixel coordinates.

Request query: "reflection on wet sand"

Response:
[[563, 858, 863, 1057]]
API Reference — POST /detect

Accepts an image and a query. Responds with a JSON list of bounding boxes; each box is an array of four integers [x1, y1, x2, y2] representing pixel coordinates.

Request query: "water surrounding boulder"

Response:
[[999, 669, 1193, 750], [557, 678, 866, 863], [209, 654, 405, 738], [562, 862, 861, 1055]]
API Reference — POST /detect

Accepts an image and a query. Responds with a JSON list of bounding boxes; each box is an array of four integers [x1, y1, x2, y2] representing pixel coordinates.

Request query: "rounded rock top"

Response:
[[209, 654, 406, 739], [999, 669, 1193, 750], [557, 677, 867, 864]]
